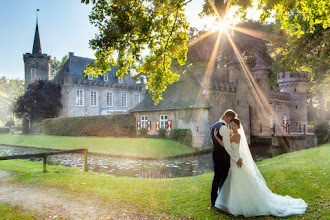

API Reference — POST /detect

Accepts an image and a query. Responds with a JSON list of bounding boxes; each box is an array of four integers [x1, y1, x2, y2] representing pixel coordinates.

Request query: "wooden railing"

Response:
[[0, 148, 88, 173]]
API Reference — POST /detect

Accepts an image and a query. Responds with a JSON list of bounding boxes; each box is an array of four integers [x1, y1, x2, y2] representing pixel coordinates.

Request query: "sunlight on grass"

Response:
[[0, 134, 197, 157], [0, 143, 328, 219]]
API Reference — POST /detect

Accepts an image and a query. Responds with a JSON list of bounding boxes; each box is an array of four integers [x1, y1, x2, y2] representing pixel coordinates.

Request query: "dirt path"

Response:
[[0, 172, 160, 220]]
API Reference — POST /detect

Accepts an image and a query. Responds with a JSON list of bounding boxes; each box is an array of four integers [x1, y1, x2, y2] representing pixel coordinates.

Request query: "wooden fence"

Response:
[[0, 149, 88, 173]]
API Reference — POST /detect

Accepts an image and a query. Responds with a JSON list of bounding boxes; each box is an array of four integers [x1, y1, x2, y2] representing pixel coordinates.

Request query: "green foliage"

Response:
[[82, 0, 189, 104], [0, 77, 24, 125], [202, 0, 330, 37], [47, 156, 61, 166], [138, 128, 147, 136], [42, 114, 136, 137], [158, 128, 167, 138], [5, 119, 15, 128], [13, 80, 62, 122], [314, 121, 330, 145], [51, 55, 69, 79], [169, 129, 192, 147]]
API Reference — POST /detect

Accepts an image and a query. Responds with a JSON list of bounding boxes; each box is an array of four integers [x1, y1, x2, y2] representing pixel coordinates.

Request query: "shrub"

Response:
[[0, 127, 10, 134], [42, 114, 136, 137], [139, 128, 147, 136], [169, 129, 192, 147], [314, 121, 330, 145], [5, 120, 15, 128], [158, 128, 167, 138]]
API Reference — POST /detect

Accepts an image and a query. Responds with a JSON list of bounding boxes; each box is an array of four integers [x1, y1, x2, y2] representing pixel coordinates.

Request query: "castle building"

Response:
[[130, 51, 314, 152], [24, 21, 145, 118]]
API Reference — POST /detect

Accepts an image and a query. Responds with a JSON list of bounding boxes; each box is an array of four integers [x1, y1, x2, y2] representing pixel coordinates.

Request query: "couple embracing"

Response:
[[210, 109, 307, 217]]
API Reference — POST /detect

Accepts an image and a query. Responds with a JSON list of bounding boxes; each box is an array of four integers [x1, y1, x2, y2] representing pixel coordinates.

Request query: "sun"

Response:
[[216, 18, 232, 32]]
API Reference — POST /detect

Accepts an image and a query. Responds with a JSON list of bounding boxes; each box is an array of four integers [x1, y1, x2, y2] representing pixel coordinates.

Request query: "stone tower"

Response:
[[251, 49, 271, 134], [277, 71, 308, 132], [23, 20, 51, 90], [228, 52, 251, 138]]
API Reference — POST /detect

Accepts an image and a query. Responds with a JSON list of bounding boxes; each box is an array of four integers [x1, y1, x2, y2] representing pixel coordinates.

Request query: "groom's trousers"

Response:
[[211, 161, 230, 205]]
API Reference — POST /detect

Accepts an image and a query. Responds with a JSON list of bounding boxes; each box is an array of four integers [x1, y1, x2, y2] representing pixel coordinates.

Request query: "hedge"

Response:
[[0, 127, 10, 134], [314, 121, 330, 145], [169, 129, 192, 147], [42, 114, 136, 137]]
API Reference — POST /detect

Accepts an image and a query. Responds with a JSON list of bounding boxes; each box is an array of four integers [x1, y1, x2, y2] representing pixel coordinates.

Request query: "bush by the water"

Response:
[[169, 129, 192, 147], [138, 128, 147, 136], [0, 127, 10, 134], [42, 114, 136, 137], [158, 128, 166, 138], [314, 121, 330, 144]]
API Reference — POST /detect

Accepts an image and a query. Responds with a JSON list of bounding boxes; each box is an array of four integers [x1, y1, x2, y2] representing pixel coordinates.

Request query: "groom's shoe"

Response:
[[208, 203, 215, 210], [216, 208, 226, 214]]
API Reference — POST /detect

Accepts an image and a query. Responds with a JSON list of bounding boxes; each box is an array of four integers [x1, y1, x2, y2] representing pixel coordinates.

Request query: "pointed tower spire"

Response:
[[252, 48, 269, 70], [32, 9, 42, 55]]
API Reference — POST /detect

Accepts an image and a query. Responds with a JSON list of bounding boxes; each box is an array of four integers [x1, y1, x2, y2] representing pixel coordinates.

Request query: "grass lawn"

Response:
[[0, 134, 198, 158], [0, 203, 37, 220], [0, 143, 329, 219]]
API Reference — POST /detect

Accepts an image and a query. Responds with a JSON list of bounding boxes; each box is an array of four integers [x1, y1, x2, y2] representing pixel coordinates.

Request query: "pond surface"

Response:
[[0, 145, 214, 179]]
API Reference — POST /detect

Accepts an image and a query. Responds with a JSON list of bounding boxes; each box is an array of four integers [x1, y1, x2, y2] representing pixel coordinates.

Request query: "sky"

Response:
[[0, 0, 259, 80]]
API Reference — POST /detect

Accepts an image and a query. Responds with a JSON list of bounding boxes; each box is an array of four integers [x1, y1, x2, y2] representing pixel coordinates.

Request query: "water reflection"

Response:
[[0, 145, 214, 179]]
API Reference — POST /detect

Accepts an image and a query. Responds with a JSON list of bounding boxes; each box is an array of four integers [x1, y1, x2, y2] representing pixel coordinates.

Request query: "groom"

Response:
[[210, 109, 242, 208]]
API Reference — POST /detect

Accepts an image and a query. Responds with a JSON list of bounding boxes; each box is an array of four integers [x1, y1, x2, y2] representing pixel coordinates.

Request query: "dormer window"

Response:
[[88, 75, 93, 80], [104, 74, 109, 81], [118, 77, 123, 83]]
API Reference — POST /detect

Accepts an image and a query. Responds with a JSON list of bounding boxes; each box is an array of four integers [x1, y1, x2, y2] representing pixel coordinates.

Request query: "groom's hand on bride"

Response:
[[236, 158, 242, 168]]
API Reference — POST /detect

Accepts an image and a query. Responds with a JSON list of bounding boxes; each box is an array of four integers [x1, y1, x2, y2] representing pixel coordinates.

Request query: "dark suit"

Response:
[[210, 121, 230, 205]]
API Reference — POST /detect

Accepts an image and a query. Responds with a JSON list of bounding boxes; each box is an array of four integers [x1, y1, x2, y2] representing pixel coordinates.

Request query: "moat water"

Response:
[[0, 145, 214, 179]]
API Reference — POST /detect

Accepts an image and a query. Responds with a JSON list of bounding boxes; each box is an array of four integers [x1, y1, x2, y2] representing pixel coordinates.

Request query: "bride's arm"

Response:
[[214, 128, 224, 147]]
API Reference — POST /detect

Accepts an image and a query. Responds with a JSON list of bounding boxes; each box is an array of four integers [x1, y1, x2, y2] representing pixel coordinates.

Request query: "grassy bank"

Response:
[[0, 143, 329, 219], [0, 134, 197, 158], [0, 203, 37, 219]]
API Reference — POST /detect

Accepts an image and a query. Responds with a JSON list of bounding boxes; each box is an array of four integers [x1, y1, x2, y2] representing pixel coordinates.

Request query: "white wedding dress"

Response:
[[215, 126, 307, 217]]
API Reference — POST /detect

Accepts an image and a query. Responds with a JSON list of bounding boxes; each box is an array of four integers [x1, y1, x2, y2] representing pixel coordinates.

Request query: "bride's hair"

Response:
[[231, 118, 241, 128]]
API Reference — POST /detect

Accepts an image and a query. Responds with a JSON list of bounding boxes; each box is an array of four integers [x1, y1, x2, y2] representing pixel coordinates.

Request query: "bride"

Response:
[[213, 118, 307, 217]]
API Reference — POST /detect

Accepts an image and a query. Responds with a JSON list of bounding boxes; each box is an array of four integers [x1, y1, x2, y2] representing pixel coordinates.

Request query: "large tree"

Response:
[[13, 80, 62, 123], [81, 0, 329, 104]]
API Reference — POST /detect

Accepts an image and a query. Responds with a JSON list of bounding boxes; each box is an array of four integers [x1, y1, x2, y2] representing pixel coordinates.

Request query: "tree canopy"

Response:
[[51, 55, 69, 79], [0, 77, 24, 126], [82, 0, 329, 104], [14, 80, 62, 122]]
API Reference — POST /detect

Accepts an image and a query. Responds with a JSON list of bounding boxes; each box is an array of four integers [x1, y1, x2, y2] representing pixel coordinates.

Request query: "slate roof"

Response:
[[130, 74, 211, 112], [53, 55, 137, 85], [32, 23, 42, 55]]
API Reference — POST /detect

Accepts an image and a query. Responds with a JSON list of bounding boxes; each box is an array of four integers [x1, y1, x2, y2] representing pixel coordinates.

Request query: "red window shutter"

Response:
[[137, 121, 141, 130]]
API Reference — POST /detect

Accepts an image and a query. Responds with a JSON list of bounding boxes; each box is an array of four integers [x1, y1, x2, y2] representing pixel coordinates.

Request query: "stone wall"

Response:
[[59, 78, 145, 118], [132, 108, 210, 149], [23, 53, 51, 90]]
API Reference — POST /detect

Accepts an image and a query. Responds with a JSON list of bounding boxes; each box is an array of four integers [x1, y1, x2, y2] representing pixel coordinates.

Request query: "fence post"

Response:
[[304, 124, 306, 134], [84, 149, 88, 172], [273, 124, 275, 134], [288, 125, 290, 134], [260, 124, 262, 133], [43, 155, 47, 173]]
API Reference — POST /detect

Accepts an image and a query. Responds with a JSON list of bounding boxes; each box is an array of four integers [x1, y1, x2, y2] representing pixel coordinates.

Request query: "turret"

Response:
[[277, 71, 308, 132], [23, 20, 51, 90], [227, 51, 251, 139], [251, 48, 270, 97]]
